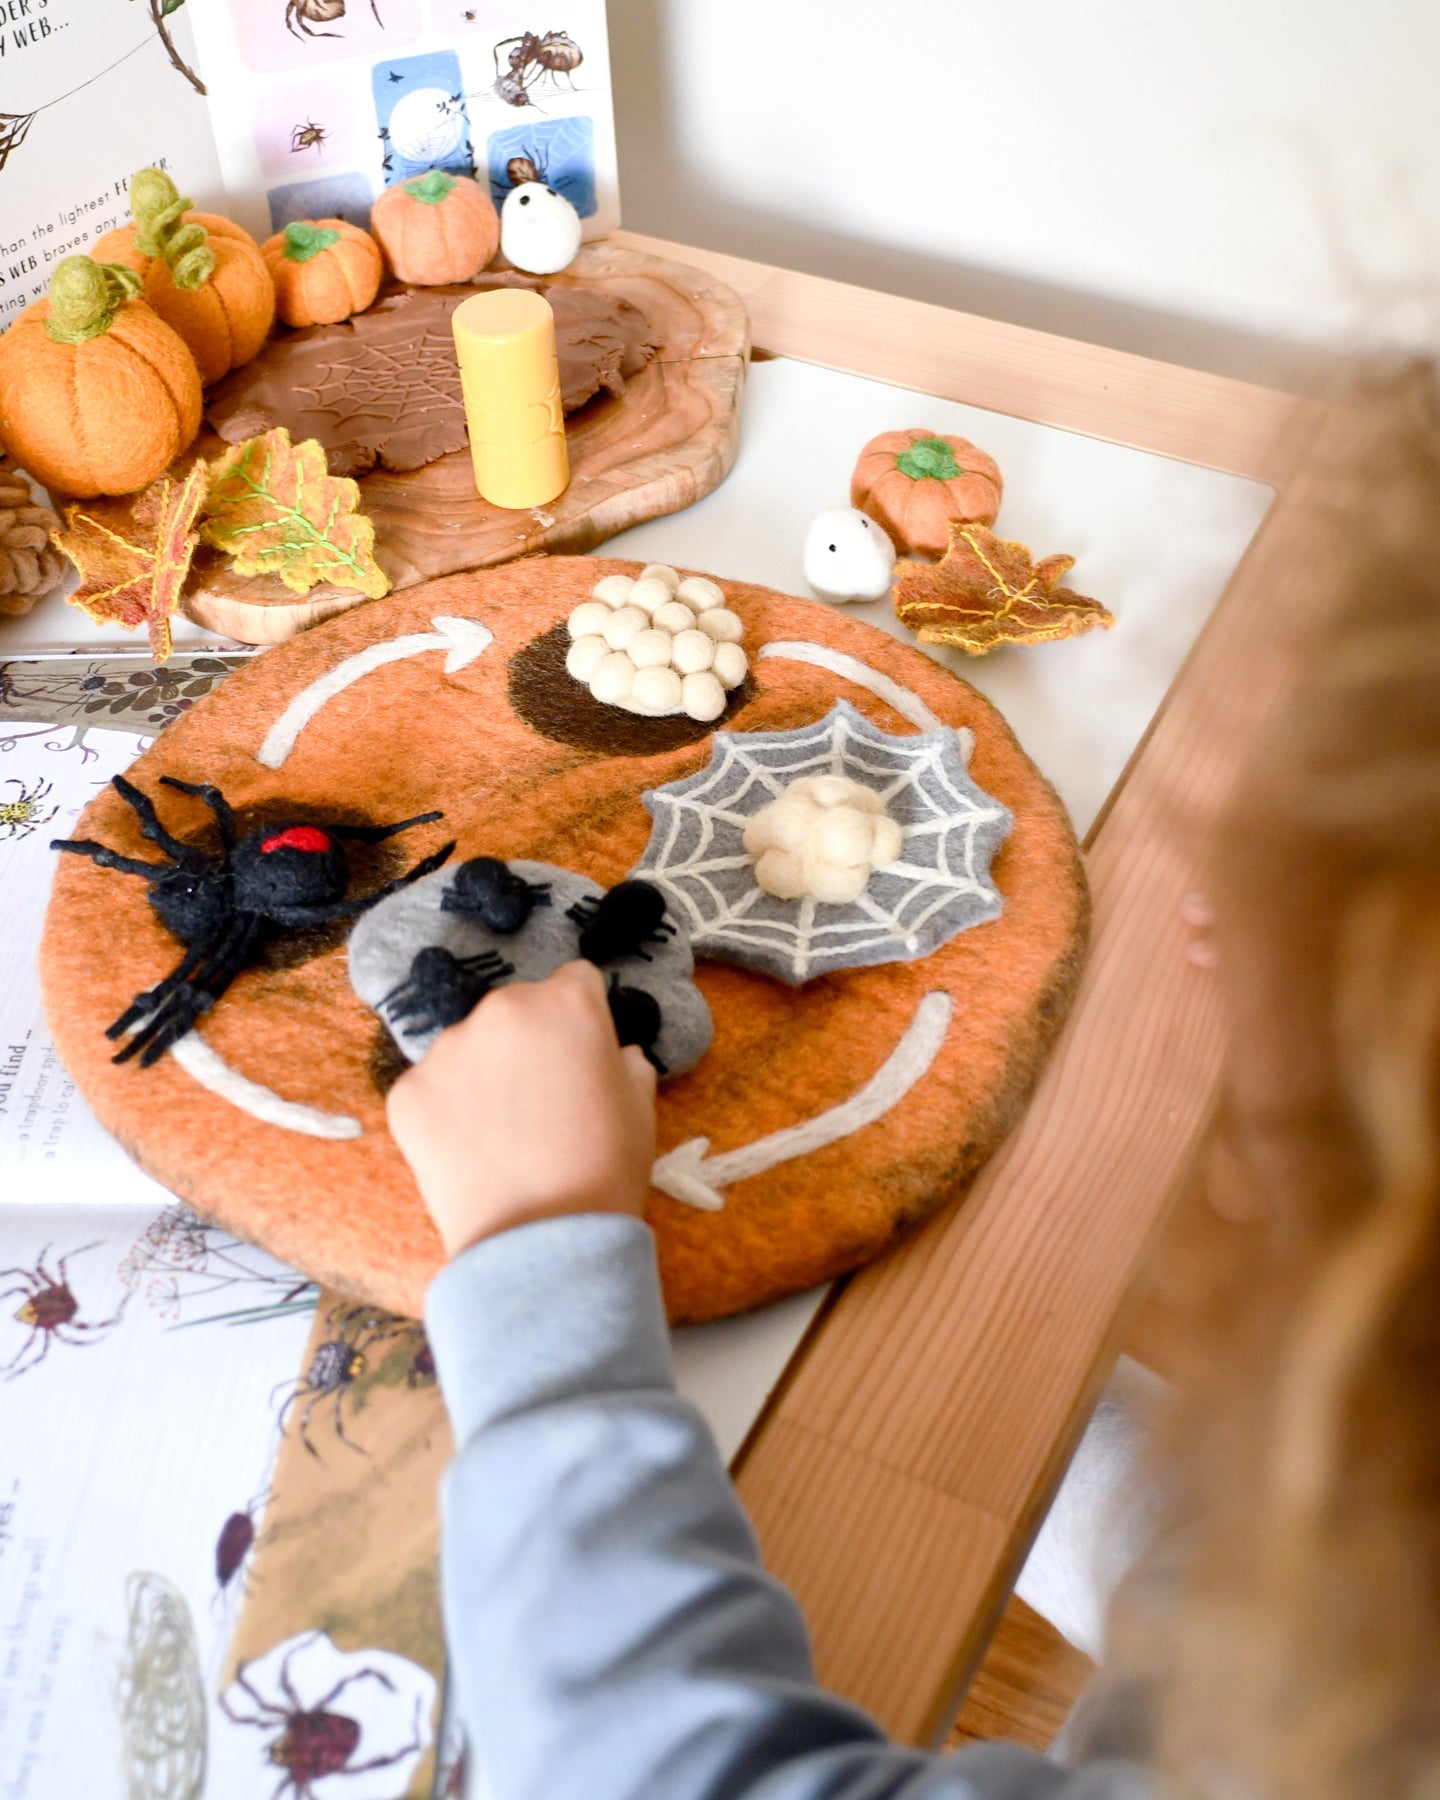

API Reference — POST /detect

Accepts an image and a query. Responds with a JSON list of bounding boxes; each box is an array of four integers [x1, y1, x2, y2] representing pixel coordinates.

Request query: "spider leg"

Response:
[[310, 1664, 396, 1715], [51, 1241, 102, 1285], [116, 914, 266, 1067], [296, 1392, 323, 1459], [330, 1391, 368, 1457], [159, 777, 237, 850], [1, 1328, 44, 1379], [565, 895, 599, 927], [51, 838, 172, 880], [108, 942, 211, 1040], [328, 810, 443, 845], [346, 1692, 427, 1773], [270, 1375, 304, 1426], [277, 1635, 319, 1714], [111, 776, 205, 868], [220, 1660, 286, 1727]]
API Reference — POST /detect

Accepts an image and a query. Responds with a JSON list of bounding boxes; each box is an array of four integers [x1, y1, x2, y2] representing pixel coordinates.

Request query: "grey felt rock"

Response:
[[347, 858, 712, 1076], [634, 701, 1013, 984]]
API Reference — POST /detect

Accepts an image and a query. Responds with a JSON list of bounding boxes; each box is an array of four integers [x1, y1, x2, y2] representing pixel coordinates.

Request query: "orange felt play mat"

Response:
[[41, 558, 1088, 1324]]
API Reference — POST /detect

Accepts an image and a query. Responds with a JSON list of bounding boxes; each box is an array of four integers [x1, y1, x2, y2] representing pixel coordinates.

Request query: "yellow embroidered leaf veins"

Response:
[[54, 459, 208, 663], [200, 427, 390, 599], [894, 521, 1115, 656]]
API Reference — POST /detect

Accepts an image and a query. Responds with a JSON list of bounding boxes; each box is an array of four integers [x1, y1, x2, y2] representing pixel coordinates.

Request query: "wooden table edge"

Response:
[[611, 236, 1341, 1741]]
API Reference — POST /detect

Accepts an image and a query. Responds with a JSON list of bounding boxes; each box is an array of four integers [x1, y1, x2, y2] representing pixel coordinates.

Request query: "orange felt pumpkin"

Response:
[[851, 429, 1003, 560], [92, 169, 274, 385], [370, 168, 499, 285], [261, 219, 383, 328], [0, 256, 202, 498]]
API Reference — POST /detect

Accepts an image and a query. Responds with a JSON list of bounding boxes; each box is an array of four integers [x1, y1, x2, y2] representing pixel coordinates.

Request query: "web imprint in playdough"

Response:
[[636, 702, 1012, 983]]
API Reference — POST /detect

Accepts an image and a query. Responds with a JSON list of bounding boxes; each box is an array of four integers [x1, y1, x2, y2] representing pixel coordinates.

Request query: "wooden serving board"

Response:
[[182, 241, 750, 646]]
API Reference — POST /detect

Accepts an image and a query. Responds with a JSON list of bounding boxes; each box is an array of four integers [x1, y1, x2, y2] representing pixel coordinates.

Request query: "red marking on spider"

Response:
[[261, 826, 332, 856]]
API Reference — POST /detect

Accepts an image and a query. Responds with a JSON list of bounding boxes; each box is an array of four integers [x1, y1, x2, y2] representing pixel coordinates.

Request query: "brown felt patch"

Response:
[[41, 556, 1088, 1325], [509, 618, 757, 755]]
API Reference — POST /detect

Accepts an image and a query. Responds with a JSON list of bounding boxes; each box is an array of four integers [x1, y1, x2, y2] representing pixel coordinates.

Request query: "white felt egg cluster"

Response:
[[742, 775, 904, 905], [566, 564, 749, 721]]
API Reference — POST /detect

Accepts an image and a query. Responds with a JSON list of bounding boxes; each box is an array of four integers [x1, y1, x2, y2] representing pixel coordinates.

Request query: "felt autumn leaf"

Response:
[[894, 521, 1115, 656], [200, 427, 389, 600], [54, 459, 208, 662]]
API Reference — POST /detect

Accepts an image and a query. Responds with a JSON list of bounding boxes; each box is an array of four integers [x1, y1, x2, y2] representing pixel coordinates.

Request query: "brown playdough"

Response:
[[205, 276, 659, 478], [41, 557, 1088, 1326]]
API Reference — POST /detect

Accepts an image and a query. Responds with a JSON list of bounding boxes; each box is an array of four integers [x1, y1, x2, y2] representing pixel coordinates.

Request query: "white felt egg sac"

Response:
[[803, 507, 898, 604], [743, 774, 904, 904], [570, 564, 752, 720], [500, 182, 583, 275]]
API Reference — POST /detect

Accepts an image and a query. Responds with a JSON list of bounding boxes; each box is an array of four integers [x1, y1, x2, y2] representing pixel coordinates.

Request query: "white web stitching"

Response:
[[643, 707, 1008, 979]]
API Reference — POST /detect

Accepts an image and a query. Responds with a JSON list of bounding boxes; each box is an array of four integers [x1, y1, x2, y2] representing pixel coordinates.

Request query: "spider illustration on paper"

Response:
[[221, 1630, 434, 1799], [0, 774, 57, 841], [285, 0, 384, 42], [1, 1242, 128, 1379], [289, 118, 330, 155], [491, 29, 582, 108], [272, 1302, 410, 1458]]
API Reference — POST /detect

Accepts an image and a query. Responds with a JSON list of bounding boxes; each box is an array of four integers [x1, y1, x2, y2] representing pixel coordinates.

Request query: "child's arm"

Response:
[[390, 964, 1144, 1799]]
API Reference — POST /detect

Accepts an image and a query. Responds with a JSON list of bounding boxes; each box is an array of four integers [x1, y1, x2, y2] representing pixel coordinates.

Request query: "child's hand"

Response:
[[387, 960, 658, 1260]]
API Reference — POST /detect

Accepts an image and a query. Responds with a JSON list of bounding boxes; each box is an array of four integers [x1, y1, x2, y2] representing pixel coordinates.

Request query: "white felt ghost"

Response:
[[803, 507, 898, 604], [500, 182, 583, 275]]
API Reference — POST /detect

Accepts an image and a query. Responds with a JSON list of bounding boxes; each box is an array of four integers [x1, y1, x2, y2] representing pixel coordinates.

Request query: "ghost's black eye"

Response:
[[828, 543, 836, 552], [519, 194, 531, 205]]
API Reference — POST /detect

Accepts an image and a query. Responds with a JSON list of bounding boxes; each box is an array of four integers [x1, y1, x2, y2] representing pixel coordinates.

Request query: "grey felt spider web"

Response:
[[635, 701, 1012, 983]]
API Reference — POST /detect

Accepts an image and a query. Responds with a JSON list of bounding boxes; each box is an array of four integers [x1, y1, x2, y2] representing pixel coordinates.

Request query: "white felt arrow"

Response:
[[257, 615, 494, 770], [651, 989, 954, 1212], [758, 641, 973, 762]]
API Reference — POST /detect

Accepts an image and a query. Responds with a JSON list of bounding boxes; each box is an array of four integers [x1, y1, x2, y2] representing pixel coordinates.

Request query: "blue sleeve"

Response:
[[426, 1213, 1151, 1800]]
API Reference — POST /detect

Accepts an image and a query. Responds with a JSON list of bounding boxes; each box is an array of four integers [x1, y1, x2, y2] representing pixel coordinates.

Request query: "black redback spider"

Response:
[[52, 775, 453, 1067], [1, 1242, 126, 1379]]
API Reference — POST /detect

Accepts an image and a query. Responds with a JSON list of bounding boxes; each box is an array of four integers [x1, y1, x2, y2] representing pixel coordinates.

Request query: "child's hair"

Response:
[[1109, 367, 1440, 1798]]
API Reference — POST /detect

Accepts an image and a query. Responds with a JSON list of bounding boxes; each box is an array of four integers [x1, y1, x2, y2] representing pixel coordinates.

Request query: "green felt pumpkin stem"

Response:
[[402, 169, 457, 205], [282, 221, 342, 263], [45, 256, 144, 345], [895, 437, 964, 482], [129, 165, 215, 291]]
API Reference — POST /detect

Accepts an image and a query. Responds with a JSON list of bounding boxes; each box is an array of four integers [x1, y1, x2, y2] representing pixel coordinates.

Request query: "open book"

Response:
[[0, 0, 618, 329]]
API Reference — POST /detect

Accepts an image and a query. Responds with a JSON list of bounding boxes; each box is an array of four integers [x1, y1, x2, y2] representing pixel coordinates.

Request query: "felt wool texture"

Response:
[[261, 221, 383, 329], [41, 555, 1088, 1325], [0, 283, 203, 499], [511, 620, 755, 756], [348, 860, 712, 1077], [169, 1032, 362, 1140], [636, 703, 1011, 983]]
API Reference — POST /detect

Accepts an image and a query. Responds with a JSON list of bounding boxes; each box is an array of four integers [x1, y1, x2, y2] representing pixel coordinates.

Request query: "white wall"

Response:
[[608, 0, 1440, 387]]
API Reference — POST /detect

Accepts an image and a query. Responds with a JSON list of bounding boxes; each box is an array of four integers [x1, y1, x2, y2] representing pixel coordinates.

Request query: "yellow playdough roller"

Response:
[[450, 287, 569, 509]]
